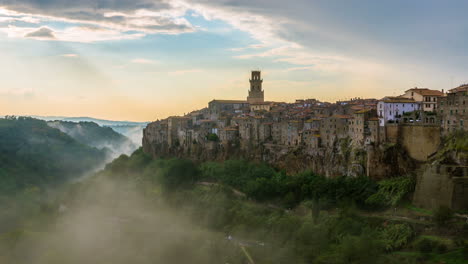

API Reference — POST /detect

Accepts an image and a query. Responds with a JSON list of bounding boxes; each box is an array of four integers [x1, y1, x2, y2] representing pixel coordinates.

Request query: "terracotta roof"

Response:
[[449, 84, 468, 93], [381, 96, 415, 103], [405, 88, 444, 96], [305, 118, 321, 122], [350, 105, 365, 110], [355, 109, 372, 114], [333, 115, 353, 119]]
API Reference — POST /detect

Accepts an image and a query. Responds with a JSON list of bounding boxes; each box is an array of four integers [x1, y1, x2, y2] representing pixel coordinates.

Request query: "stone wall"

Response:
[[399, 125, 441, 162], [385, 124, 399, 144], [413, 165, 468, 211]]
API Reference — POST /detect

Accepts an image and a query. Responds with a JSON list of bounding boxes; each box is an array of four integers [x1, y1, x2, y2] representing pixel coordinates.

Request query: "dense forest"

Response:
[[0, 117, 108, 194], [1, 146, 466, 263]]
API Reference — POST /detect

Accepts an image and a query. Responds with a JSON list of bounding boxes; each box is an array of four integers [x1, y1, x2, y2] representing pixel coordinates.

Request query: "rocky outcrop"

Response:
[[143, 126, 417, 178]]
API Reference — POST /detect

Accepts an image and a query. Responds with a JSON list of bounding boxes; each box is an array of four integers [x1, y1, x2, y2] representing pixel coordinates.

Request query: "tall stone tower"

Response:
[[247, 70, 264, 104]]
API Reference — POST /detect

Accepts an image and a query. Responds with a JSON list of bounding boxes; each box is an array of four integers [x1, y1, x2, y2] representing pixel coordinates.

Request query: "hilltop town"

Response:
[[143, 71, 468, 210]]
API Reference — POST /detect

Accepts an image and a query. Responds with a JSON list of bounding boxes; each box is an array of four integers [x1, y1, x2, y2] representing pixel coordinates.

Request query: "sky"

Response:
[[0, 0, 467, 121]]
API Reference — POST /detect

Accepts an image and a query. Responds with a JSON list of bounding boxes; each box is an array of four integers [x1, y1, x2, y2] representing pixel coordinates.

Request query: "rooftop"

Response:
[[381, 96, 415, 103], [405, 88, 444, 96], [449, 84, 468, 93]]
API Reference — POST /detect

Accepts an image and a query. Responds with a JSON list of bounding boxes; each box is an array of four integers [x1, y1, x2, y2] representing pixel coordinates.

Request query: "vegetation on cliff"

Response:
[[96, 150, 468, 263], [0, 147, 466, 263], [432, 131, 468, 165]]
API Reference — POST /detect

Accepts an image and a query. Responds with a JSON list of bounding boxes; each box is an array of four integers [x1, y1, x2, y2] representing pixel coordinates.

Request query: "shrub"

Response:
[[433, 206, 453, 227], [366, 176, 415, 207], [436, 243, 447, 253], [158, 159, 199, 190], [417, 238, 434, 254], [206, 133, 219, 142], [380, 223, 413, 251]]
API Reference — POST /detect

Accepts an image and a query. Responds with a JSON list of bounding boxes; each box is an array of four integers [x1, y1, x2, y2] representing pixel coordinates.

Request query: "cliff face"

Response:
[[143, 126, 416, 178]]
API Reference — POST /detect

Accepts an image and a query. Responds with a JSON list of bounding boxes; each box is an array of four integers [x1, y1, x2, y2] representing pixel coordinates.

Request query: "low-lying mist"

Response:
[[0, 176, 241, 264]]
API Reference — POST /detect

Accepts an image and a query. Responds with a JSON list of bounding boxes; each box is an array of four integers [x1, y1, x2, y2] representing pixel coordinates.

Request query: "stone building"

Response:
[[285, 120, 303, 146], [258, 122, 272, 142], [304, 118, 322, 130], [167, 116, 190, 146], [349, 109, 373, 146], [250, 102, 271, 112], [320, 115, 352, 147], [208, 100, 249, 119], [219, 127, 239, 143], [438, 84, 468, 135], [302, 129, 321, 149], [271, 122, 285, 144]]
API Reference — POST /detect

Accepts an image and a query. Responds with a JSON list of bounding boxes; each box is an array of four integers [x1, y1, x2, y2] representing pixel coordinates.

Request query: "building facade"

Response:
[[378, 97, 420, 126], [438, 84, 468, 134]]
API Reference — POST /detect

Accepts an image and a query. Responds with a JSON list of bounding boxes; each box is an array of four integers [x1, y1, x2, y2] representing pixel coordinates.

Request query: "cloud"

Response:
[[0, 24, 144, 42], [0, 1, 195, 42], [131, 58, 158, 64], [24, 26, 55, 39]]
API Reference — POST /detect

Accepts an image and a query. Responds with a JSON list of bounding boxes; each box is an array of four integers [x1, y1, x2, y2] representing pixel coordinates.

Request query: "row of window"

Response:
[[379, 103, 415, 109], [440, 109, 467, 114], [440, 100, 466, 106]]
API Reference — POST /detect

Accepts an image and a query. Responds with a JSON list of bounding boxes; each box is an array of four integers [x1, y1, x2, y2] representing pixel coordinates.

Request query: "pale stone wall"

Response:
[[400, 125, 440, 161]]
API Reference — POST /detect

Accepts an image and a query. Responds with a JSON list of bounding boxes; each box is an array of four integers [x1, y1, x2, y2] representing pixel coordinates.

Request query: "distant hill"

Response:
[[30, 116, 148, 146], [47, 120, 138, 158], [0, 117, 108, 193]]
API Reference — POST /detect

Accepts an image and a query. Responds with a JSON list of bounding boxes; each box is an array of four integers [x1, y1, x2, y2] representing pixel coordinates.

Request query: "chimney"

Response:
[[442, 89, 444, 94]]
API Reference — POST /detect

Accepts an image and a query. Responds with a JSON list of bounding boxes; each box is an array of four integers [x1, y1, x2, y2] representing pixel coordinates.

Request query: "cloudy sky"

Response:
[[0, 0, 467, 121]]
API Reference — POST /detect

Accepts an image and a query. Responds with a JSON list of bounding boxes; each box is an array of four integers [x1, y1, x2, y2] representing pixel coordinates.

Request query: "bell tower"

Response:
[[247, 70, 264, 104]]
